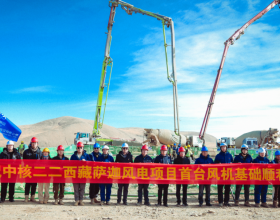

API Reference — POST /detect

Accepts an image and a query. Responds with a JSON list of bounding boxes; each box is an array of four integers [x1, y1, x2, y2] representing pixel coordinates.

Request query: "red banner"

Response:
[[0, 159, 280, 184]]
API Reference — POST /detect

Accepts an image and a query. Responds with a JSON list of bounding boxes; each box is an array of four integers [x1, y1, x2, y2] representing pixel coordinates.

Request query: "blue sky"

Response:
[[1, 0, 280, 138]]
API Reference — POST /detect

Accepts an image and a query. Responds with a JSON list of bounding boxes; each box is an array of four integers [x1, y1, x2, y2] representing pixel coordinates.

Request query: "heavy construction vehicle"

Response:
[[75, 0, 181, 146], [199, 0, 280, 144]]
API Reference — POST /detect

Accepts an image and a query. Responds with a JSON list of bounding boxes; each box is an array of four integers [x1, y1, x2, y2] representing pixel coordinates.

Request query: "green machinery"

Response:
[[75, 0, 181, 147]]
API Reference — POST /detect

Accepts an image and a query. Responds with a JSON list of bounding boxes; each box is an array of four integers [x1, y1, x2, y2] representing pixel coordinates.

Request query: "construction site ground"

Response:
[[1, 183, 279, 220]]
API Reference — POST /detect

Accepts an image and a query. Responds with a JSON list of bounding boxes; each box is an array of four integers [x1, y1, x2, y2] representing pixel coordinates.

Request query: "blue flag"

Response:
[[0, 113, 22, 142]]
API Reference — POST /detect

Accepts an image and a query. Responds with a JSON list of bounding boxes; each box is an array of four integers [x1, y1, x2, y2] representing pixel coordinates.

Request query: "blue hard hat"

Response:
[[94, 143, 100, 149], [220, 143, 227, 147], [241, 144, 249, 150], [258, 148, 266, 154], [174, 143, 176, 146], [201, 146, 208, 152], [178, 144, 181, 147], [275, 151, 280, 156]]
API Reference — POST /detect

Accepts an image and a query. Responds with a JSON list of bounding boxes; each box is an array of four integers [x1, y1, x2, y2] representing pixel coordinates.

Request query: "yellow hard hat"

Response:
[[167, 145, 170, 147], [184, 146, 187, 149], [43, 148, 50, 153], [21, 141, 24, 144], [187, 145, 191, 148]]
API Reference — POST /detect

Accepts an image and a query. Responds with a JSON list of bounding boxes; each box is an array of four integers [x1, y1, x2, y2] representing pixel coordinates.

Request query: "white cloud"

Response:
[[12, 86, 53, 93]]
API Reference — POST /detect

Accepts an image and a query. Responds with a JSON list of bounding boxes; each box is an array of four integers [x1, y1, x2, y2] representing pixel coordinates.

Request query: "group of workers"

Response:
[[1, 138, 280, 208], [167, 143, 194, 161]]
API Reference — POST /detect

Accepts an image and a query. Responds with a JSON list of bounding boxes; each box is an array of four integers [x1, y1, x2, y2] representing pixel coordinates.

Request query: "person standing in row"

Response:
[[214, 143, 233, 207], [154, 145, 172, 207], [134, 144, 153, 206], [174, 146, 190, 207], [70, 141, 89, 206], [272, 150, 280, 208], [23, 137, 42, 202], [98, 145, 114, 205], [233, 144, 252, 207], [38, 148, 51, 204], [253, 148, 270, 208], [195, 146, 213, 207], [88, 143, 102, 204], [0, 141, 21, 203], [52, 145, 69, 205], [116, 143, 133, 205]]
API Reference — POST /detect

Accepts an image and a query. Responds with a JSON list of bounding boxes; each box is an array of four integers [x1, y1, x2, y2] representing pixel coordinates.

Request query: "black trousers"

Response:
[[138, 184, 149, 203], [176, 184, 188, 204], [117, 184, 129, 203], [89, 183, 100, 199], [1, 183, 15, 201], [218, 184, 231, 204], [25, 183, 37, 196], [158, 184, 169, 205], [273, 185, 280, 202], [198, 184, 211, 205], [235, 185, 250, 202]]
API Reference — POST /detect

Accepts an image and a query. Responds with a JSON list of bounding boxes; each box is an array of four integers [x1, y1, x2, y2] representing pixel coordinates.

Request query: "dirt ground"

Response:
[[1, 184, 279, 220]]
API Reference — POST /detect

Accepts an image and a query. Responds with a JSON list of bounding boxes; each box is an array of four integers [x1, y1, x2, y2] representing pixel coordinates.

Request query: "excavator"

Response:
[[199, 0, 280, 145], [75, 0, 181, 146]]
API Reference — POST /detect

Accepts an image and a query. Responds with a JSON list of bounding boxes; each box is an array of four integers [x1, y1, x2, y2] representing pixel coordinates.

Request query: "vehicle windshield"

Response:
[[247, 141, 251, 145], [253, 141, 258, 145], [80, 133, 87, 138]]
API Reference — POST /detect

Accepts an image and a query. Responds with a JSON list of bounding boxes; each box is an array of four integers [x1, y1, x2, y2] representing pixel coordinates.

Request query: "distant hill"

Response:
[[0, 116, 217, 148]]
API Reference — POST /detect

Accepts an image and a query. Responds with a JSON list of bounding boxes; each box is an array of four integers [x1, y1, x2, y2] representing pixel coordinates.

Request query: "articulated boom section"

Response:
[[93, 0, 181, 141], [199, 0, 280, 143]]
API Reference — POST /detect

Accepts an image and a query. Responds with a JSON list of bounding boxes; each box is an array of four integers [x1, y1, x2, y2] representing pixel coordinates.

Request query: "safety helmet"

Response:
[[141, 145, 149, 150], [77, 142, 84, 148], [6, 140, 14, 146], [94, 143, 100, 149], [21, 141, 24, 144], [241, 144, 249, 150], [187, 145, 191, 148], [57, 145, 64, 151], [275, 151, 280, 156], [258, 148, 266, 154], [161, 145, 168, 151], [167, 145, 170, 148], [201, 146, 208, 152], [220, 143, 227, 147], [174, 143, 176, 146], [178, 144, 181, 147], [178, 147, 185, 152], [122, 143, 129, 148], [31, 137, 38, 143], [43, 148, 50, 153], [102, 145, 109, 150]]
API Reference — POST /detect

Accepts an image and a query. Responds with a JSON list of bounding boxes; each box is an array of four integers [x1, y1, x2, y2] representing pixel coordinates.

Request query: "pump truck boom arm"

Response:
[[199, 0, 280, 143], [93, 0, 181, 140]]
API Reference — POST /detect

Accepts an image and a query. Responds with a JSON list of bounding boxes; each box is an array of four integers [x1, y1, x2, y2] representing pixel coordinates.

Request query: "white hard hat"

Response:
[[7, 140, 14, 146], [241, 144, 249, 150], [102, 145, 109, 150], [258, 148, 266, 154], [122, 143, 129, 148]]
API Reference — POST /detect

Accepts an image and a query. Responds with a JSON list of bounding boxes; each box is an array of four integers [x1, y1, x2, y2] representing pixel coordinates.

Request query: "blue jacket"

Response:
[[134, 154, 153, 163], [234, 153, 253, 163], [154, 154, 172, 164], [195, 154, 213, 164], [88, 152, 102, 161], [70, 150, 90, 161], [253, 155, 270, 164], [214, 151, 233, 164], [97, 154, 114, 162]]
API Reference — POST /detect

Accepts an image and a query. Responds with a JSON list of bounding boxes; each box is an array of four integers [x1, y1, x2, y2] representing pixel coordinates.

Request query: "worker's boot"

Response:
[[74, 201, 79, 206], [255, 203, 260, 208], [39, 200, 43, 204], [79, 200, 84, 206], [244, 201, 251, 207], [54, 199, 58, 205], [24, 195, 29, 203], [30, 195, 36, 202], [261, 202, 269, 208], [94, 198, 100, 203], [273, 201, 278, 208], [59, 199, 64, 205], [43, 200, 48, 204], [234, 200, 239, 206]]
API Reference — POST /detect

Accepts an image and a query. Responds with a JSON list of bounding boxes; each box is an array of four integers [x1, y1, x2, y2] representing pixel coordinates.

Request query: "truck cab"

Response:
[[217, 137, 236, 148], [243, 138, 258, 149], [74, 132, 92, 145]]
